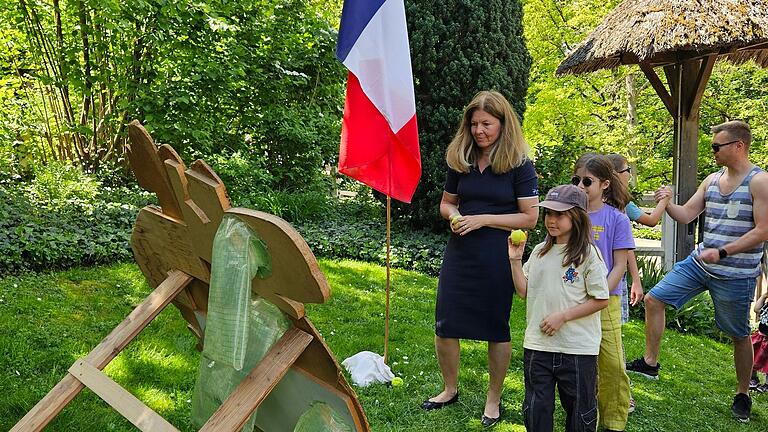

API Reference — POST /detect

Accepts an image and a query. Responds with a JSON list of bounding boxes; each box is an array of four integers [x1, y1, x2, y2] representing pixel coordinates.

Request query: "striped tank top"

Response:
[[693, 165, 764, 278]]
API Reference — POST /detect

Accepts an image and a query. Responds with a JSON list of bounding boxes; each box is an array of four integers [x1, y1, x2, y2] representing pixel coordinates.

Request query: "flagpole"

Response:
[[384, 196, 391, 364]]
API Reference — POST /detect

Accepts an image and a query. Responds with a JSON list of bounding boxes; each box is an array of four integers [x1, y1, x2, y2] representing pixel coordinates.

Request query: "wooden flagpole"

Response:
[[384, 195, 391, 364]]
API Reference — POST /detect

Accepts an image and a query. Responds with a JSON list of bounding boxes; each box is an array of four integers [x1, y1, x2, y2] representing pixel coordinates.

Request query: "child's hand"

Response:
[[540, 311, 566, 336], [508, 237, 526, 262], [630, 279, 644, 306], [654, 185, 673, 203]]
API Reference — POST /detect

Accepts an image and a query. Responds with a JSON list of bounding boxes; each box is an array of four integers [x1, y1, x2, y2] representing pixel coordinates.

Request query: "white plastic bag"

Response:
[[341, 351, 394, 387]]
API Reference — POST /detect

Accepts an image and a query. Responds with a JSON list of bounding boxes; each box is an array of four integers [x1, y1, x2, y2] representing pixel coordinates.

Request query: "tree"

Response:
[[399, 0, 531, 231]]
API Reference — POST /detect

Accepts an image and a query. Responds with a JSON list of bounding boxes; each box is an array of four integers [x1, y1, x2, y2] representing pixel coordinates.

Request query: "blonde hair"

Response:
[[445, 90, 530, 173], [712, 120, 752, 149]]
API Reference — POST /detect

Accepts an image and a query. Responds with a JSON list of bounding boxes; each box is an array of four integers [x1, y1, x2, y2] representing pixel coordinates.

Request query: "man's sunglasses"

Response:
[[711, 139, 740, 152], [571, 175, 593, 187]]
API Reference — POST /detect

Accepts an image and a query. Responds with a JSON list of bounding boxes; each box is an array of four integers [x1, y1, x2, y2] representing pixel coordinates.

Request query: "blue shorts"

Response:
[[648, 255, 756, 338]]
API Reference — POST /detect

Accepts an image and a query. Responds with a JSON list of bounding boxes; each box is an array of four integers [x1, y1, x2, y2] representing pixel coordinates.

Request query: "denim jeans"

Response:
[[523, 349, 598, 432]]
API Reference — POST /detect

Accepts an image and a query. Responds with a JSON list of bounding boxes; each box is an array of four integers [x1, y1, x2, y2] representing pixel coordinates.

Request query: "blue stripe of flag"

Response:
[[336, 0, 387, 62]]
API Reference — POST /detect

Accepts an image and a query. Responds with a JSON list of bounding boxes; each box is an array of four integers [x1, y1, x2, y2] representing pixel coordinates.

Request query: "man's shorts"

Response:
[[648, 255, 756, 338]]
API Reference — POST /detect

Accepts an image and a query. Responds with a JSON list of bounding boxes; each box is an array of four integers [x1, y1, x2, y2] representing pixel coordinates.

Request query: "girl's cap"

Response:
[[535, 184, 587, 212]]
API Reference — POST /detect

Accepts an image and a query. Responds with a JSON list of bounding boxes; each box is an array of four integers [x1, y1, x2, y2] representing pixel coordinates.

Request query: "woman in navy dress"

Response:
[[421, 91, 539, 426]]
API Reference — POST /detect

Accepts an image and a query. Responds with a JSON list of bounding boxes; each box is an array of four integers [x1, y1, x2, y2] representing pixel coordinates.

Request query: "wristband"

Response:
[[718, 248, 728, 259]]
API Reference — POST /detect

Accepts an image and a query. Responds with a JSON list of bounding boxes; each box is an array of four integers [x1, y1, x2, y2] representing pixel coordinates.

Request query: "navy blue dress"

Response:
[[436, 159, 538, 342]]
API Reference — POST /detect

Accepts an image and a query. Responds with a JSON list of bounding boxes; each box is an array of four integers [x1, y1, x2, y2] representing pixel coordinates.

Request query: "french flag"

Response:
[[336, 0, 421, 203]]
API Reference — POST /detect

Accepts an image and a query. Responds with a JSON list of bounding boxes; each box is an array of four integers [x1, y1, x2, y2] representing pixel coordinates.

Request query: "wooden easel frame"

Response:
[[10, 269, 315, 432]]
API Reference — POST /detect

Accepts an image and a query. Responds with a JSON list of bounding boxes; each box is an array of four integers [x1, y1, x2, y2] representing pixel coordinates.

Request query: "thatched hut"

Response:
[[557, 0, 768, 264]]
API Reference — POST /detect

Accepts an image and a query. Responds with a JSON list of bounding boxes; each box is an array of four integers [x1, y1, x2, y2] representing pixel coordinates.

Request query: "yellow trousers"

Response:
[[598, 295, 630, 430]]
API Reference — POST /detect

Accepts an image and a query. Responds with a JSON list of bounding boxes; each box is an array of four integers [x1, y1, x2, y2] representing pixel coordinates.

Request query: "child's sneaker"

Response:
[[756, 383, 768, 393], [732, 393, 752, 423], [628, 397, 636, 414], [626, 357, 660, 380], [750, 377, 760, 391]]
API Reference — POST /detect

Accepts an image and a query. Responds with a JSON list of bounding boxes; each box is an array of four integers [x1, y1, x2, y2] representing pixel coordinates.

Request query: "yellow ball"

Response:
[[509, 229, 527, 246], [391, 377, 404, 387]]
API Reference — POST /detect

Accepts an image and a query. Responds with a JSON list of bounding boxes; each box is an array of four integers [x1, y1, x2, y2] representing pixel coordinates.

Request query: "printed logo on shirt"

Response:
[[592, 225, 604, 241], [563, 266, 580, 284]]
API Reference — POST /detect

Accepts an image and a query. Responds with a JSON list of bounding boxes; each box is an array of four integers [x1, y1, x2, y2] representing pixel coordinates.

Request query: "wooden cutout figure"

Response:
[[11, 121, 369, 432]]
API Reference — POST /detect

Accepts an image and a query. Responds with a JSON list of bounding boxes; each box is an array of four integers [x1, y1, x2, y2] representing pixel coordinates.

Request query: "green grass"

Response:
[[1, 260, 766, 431]]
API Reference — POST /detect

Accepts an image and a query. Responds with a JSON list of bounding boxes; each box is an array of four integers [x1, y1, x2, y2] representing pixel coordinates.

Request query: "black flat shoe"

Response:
[[420, 392, 459, 410], [481, 403, 504, 428]]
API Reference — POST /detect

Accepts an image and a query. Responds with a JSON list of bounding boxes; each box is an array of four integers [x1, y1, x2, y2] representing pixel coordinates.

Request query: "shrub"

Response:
[[0, 173, 150, 274], [297, 218, 446, 277], [28, 161, 101, 210], [394, 0, 531, 231]]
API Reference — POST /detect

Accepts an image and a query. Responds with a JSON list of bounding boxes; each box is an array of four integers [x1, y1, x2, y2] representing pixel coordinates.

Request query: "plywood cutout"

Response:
[[11, 120, 368, 431]]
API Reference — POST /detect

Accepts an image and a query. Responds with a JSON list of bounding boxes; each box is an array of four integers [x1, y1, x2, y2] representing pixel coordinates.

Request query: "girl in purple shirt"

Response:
[[573, 154, 635, 432]]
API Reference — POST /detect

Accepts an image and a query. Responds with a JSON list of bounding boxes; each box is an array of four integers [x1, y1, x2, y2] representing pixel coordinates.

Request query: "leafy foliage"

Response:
[[0, 0, 345, 193], [398, 0, 531, 231], [0, 169, 151, 274], [523, 0, 768, 195]]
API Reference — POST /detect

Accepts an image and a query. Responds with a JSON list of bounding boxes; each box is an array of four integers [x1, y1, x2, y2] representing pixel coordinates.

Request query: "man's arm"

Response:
[[662, 173, 714, 224]]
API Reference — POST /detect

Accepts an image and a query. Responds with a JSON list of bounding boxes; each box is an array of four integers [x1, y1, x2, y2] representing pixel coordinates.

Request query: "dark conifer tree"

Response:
[[398, 0, 531, 230]]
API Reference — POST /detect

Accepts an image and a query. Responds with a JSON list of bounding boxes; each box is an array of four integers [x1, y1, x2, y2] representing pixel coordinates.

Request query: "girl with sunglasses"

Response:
[[573, 154, 635, 432]]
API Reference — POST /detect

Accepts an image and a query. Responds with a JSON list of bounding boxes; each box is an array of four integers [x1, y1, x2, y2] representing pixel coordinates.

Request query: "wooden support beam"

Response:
[[11, 270, 193, 432], [685, 54, 717, 117], [200, 327, 313, 432], [68, 359, 180, 432], [639, 62, 675, 115]]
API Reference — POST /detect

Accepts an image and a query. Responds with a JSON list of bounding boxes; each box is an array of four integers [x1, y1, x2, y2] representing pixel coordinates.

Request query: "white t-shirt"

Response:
[[522, 243, 610, 355]]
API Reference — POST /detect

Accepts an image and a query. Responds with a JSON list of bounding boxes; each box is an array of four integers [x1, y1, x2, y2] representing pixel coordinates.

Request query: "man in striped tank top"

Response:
[[626, 121, 768, 423]]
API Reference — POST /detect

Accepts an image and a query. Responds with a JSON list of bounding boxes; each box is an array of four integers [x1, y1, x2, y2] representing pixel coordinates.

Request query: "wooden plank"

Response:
[[68, 359, 179, 432], [685, 54, 716, 117], [132, 207, 211, 285], [11, 270, 192, 432], [199, 327, 313, 432], [126, 121, 183, 220], [639, 62, 675, 115]]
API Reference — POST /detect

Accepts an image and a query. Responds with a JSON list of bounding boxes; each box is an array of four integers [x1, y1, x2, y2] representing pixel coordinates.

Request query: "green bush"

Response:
[[297, 218, 446, 277], [633, 226, 662, 241], [0, 174, 150, 274], [28, 161, 101, 210]]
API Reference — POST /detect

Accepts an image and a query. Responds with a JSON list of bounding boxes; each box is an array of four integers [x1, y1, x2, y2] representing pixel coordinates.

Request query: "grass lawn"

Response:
[[1, 259, 766, 431]]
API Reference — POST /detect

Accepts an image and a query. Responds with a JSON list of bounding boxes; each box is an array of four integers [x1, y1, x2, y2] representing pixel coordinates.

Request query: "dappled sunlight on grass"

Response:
[[3, 260, 768, 430]]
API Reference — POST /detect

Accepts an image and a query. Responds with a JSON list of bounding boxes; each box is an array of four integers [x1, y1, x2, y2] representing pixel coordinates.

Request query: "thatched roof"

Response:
[[557, 0, 768, 75]]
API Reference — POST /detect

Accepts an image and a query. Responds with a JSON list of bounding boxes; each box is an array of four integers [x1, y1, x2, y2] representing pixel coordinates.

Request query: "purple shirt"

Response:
[[588, 204, 635, 296]]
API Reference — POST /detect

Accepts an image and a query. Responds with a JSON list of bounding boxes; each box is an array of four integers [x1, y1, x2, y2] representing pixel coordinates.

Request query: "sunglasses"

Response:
[[617, 167, 631, 174], [711, 139, 740, 152], [571, 175, 593, 187]]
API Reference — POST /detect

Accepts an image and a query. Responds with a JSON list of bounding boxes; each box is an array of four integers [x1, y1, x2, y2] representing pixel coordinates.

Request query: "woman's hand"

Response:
[[508, 236, 526, 261], [540, 311, 566, 336], [449, 214, 462, 233], [454, 215, 486, 236], [630, 279, 644, 306]]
